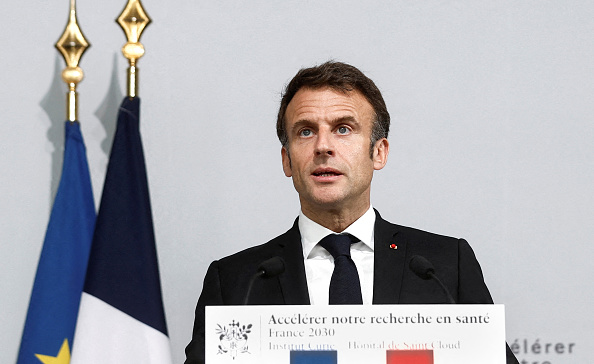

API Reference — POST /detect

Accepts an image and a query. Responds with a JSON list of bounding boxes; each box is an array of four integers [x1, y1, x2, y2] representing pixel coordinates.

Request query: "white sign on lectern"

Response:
[[205, 304, 506, 364]]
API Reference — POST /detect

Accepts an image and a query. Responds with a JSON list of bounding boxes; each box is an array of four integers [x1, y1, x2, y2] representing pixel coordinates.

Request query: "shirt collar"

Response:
[[299, 206, 376, 259]]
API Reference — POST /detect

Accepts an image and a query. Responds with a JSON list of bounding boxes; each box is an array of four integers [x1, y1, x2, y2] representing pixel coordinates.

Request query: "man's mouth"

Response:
[[312, 168, 342, 177]]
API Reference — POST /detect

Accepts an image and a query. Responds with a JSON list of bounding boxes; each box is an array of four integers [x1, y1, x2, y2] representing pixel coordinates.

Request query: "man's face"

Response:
[[281, 87, 389, 217]]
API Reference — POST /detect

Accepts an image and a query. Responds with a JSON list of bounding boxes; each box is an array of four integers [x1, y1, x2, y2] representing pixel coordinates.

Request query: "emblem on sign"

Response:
[[216, 320, 252, 359]]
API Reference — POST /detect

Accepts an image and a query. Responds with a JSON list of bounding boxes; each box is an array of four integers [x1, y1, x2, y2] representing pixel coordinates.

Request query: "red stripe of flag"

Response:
[[387, 350, 434, 364]]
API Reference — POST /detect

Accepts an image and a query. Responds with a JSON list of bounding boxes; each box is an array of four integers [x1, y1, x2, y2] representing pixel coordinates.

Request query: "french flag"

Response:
[[71, 97, 172, 363], [290, 350, 434, 364]]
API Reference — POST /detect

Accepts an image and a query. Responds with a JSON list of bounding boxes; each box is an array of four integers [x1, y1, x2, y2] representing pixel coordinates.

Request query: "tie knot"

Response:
[[318, 234, 355, 259]]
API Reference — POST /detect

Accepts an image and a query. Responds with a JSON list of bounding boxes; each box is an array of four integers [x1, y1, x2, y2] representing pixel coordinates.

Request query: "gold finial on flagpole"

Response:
[[55, 0, 90, 122], [116, 0, 151, 98]]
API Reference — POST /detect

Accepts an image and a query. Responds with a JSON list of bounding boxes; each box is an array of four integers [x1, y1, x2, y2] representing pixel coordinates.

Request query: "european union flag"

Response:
[[17, 121, 96, 364]]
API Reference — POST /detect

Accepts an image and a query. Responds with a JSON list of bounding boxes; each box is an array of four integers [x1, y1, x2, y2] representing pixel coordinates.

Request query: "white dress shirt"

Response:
[[298, 206, 375, 305]]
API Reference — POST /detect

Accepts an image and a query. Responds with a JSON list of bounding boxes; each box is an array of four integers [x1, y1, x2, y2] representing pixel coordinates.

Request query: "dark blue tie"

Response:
[[318, 234, 363, 304]]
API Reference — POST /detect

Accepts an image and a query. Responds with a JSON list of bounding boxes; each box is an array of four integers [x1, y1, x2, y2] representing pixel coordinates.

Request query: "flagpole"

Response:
[[116, 0, 151, 98], [69, 2, 172, 361], [55, 0, 90, 122], [16, 2, 95, 362]]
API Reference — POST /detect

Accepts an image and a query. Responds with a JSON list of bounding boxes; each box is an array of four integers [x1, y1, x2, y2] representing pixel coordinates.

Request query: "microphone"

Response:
[[409, 255, 456, 304], [243, 256, 285, 305]]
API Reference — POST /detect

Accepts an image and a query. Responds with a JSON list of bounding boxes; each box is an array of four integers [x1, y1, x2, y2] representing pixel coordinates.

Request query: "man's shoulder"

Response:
[[375, 211, 463, 244], [215, 219, 300, 267], [376, 214, 478, 269]]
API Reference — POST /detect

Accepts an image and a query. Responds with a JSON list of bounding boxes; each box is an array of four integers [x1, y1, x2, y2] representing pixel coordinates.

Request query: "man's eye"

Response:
[[299, 129, 313, 137], [337, 126, 350, 134]]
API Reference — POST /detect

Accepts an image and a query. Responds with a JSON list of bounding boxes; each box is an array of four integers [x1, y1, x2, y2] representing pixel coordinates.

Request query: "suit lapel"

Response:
[[372, 211, 407, 304], [276, 219, 310, 305]]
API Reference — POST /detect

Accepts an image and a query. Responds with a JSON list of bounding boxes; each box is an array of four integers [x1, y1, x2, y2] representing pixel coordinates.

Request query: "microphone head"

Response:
[[257, 256, 285, 278], [409, 255, 435, 280]]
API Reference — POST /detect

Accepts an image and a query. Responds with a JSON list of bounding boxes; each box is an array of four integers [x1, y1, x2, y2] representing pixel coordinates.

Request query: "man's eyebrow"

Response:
[[331, 116, 358, 125], [291, 119, 315, 132], [290, 116, 360, 133]]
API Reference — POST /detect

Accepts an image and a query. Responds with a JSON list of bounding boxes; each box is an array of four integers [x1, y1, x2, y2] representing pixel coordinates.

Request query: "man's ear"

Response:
[[372, 138, 389, 171], [281, 147, 292, 177]]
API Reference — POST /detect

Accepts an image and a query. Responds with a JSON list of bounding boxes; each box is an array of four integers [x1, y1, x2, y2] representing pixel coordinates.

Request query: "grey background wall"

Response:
[[1, 1, 592, 363]]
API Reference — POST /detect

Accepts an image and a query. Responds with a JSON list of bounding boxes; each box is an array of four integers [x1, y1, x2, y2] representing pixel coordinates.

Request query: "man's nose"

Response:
[[314, 129, 334, 156]]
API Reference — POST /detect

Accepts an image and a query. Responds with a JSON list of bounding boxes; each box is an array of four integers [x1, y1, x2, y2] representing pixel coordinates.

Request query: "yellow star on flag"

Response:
[[35, 338, 70, 364]]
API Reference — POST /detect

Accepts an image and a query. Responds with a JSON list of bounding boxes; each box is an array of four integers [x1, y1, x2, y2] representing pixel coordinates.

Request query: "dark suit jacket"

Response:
[[185, 210, 518, 363]]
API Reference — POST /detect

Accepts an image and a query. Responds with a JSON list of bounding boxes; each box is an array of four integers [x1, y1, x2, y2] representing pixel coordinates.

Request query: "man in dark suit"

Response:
[[185, 61, 518, 363]]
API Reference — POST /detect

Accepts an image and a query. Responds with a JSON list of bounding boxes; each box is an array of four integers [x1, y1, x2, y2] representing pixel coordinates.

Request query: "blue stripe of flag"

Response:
[[290, 351, 337, 364]]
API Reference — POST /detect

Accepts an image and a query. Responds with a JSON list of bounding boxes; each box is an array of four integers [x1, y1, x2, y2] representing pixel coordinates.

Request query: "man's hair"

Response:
[[276, 61, 390, 152]]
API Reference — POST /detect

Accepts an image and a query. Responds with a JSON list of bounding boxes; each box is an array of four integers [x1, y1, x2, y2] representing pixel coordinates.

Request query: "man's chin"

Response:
[[301, 193, 346, 211]]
